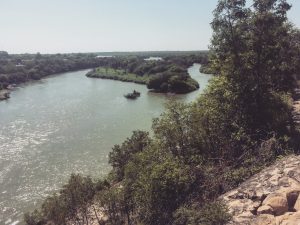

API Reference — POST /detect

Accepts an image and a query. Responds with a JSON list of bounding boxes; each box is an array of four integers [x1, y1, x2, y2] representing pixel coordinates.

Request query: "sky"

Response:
[[1, 0, 300, 54]]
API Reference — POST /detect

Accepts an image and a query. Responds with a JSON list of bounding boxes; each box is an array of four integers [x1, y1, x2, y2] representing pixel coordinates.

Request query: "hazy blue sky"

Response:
[[1, 0, 300, 54]]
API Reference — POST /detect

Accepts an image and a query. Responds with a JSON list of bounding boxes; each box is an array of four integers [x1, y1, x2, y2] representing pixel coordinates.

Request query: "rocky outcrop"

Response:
[[220, 155, 300, 225]]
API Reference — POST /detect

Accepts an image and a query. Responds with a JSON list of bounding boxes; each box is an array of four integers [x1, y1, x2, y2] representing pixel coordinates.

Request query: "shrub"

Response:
[[174, 201, 232, 225]]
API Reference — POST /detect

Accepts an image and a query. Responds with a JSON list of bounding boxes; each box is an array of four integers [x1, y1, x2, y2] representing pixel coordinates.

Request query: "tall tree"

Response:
[[209, 0, 295, 137]]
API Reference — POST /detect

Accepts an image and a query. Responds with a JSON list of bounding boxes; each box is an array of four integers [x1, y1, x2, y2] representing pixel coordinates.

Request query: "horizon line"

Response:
[[3, 49, 209, 55]]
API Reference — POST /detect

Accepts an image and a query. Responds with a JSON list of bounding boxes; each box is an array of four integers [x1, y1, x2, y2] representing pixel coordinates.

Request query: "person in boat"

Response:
[[124, 90, 141, 99], [133, 90, 140, 96]]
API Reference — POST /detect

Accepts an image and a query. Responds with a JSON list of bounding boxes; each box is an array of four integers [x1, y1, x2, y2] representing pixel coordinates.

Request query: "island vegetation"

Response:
[[86, 54, 207, 94], [87, 67, 149, 84], [24, 0, 300, 225]]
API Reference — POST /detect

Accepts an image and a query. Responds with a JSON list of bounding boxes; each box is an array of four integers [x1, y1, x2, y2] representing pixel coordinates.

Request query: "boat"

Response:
[[124, 90, 141, 99]]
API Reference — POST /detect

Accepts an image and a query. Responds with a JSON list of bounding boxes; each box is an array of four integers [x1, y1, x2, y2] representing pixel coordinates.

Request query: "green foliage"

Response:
[[191, 0, 298, 162], [0, 52, 207, 92], [173, 201, 232, 225], [152, 101, 196, 158], [199, 63, 215, 74], [96, 186, 127, 225], [109, 130, 151, 181], [87, 55, 202, 94], [0, 53, 103, 89], [24, 174, 99, 225], [86, 67, 149, 84], [124, 148, 196, 225], [147, 72, 199, 94]]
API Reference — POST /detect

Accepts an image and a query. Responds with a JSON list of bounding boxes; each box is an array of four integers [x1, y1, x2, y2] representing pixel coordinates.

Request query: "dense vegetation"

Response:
[[0, 52, 101, 90], [86, 54, 206, 94], [0, 51, 207, 93], [24, 0, 300, 224], [87, 67, 149, 84]]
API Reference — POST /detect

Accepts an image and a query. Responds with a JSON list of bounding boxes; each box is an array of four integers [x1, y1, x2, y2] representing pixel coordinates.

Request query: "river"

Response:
[[0, 63, 212, 224]]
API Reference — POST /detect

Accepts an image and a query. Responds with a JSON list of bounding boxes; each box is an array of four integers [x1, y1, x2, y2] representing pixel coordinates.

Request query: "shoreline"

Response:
[[87, 74, 147, 85], [0, 69, 93, 102]]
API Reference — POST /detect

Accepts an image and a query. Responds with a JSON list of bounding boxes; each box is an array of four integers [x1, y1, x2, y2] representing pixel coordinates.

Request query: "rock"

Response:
[[285, 188, 300, 210], [262, 193, 288, 216], [257, 205, 274, 215], [276, 211, 300, 225], [295, 196, 300, 211], [250, 201, 261, 215], [250, 214, 275, 225], [232, 212, 255, 224], [220, 155, 300, 224]]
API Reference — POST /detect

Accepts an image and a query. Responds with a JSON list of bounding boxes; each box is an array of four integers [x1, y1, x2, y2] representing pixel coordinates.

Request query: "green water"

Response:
[[0, 63, 212, 224]]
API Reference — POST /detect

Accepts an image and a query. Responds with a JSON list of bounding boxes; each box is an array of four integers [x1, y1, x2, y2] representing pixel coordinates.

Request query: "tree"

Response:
[[152, 101, 195, 158], [124, 147, 196, 225], [24, 174, 96, 225], [60, 174, 95, 224], [209, 0, 295, 141], [96, 186, 126, 225], [109, 131, 151, 181]]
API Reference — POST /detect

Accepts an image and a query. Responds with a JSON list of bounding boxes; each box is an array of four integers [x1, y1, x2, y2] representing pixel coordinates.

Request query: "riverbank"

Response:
[[0, 52, 208, 99], [86, 67, 149, 84]]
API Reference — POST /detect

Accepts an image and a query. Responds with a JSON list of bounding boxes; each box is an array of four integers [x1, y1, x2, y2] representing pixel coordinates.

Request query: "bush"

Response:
[[174, 201, 232, 225], [109, 131, 151, 181], [124, 148, 196, 225], [24, 174, 97, 225]]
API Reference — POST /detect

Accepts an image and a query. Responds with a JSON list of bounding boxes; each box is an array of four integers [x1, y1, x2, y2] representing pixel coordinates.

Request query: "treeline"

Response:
[[0, 51, 208, 91], [87, 54, 207, 93], [24, 0, 300, 224], [92, 50, 209, 57], [0, 52, 100, 90]]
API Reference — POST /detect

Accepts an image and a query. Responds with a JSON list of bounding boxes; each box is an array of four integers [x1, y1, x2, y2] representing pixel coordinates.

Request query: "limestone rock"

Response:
[[257, 205, 274, 215], [250, 214, 275, 225], [220, 155, 300, 224], [285, 188, 300, 210], [262, 193, 288, 215], [276, 211, 300, 225], [295, 196, 300, 212]]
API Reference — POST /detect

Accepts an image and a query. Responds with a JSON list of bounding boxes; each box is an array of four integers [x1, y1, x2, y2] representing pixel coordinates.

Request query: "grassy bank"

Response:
[[86, 67, 149, 84]]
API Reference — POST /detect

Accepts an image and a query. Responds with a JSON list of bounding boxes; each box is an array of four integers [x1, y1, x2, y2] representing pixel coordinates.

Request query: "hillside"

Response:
[[221, 155, 300, 225]]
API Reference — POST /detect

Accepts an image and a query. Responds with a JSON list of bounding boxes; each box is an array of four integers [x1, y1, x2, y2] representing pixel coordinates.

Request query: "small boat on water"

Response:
[[124, 90, 141, 99]]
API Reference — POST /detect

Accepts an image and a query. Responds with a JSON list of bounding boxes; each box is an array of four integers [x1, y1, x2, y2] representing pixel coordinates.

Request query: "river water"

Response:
[[0, 64, 212, 224]]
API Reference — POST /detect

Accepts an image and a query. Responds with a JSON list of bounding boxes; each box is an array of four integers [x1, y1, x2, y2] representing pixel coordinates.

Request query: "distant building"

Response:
[[144, 57, 163, 61], [95, 55, 114, 58], [16, 63, 25, 67]]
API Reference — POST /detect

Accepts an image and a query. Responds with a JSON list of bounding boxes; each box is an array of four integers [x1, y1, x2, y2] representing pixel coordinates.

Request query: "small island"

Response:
[[86, 55, 202, 94]]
